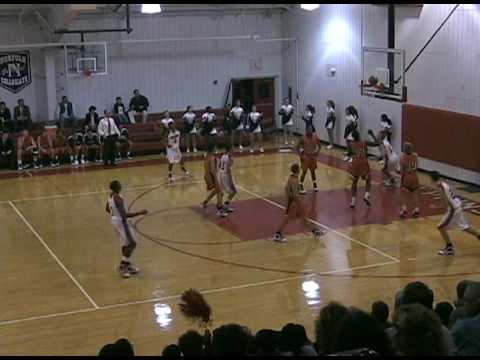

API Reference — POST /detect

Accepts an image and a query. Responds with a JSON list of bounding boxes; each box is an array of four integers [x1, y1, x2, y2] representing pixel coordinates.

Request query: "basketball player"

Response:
[[230, 99, 246, 151], [325, 100, 336, 149], [368, 129, 399, 186], [116, 127, 132, 160], [343, 106, 358, 162], [217, 145, 237, 213], [160, 111, 174, 153], [182, 105, 198, 153], [17, 129, 39, 170], [295, 127, 321, 194], [106, 180, 148, 278], [52, 128, 72, 166], [301, 104, 316, 133], [201, 106, 217, 153], [273, 163, 325, 243], [349, 130, 372, 208], [398, 142, 420, 218], [247, 104, 264, 153], [166, 122, 190, 183], [429, 171, 480, 256], [83, 125, 101, 163], [278, 97, 295, 145], [202, 143, 227, 217], [74, 129, 86, 165], [37, 128, 55, 167]]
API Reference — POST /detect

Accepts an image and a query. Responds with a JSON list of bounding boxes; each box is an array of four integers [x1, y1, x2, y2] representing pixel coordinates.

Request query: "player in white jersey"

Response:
[[368, 129, 399, 186], [160, 110, 174, 154], [182, 105, 198, 153], [166, 122, 190, 183], [229, 99, 246, 151], [106, 180, 148, 278], [278, 97, 295, 145], [201, 106, 218, 154], [429, 171, 480, 256], [247, 104, 264, 153], [217, 145, 237, 213]]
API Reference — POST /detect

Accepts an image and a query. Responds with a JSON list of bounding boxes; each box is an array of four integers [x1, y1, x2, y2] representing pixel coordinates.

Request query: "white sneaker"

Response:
[[327, 145, 333, 149], [185, 171, 192, 177], [17, 164, 23, 171], [73, 160, 79, 166], [216, 209, 228, 217], [186, 148, 190, 153], [313, 228, 326, 239], [223, 206, 235, 213], [285, 141, 289, 145], [193, 148, 198, 153], [350, 199, 356, 208], [273, 232, 287, 243], [343, 156, 350, 162], [239, 145, 243, 151], [81, 159, 85, 165]]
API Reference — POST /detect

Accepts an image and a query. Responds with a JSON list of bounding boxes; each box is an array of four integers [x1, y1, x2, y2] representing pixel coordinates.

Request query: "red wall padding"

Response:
[[402, 104, 480, 172]]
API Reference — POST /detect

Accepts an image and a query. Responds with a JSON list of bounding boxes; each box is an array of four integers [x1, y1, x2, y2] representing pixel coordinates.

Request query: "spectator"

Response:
[[0, 129, 15, 170], [178, 330, 204, 356], [392, 303, 449, 356], [314, 301, 349, 355], [162, 344, 182, 357], [449, 279, 476, 329], [0, 101, 13, 132], [325, 100, 336, 149], [98, 338, 134, 357], [331, 307, 394, 355], [57, 96, 76, 129], [84, 106, 100, 130], [13, 98, 31, 132], [255, 329, 280, 356], [113, 96, 130, 125], [98, 110, 120, 166], [388, 281, 456, 355], [128, 89, 149, 124], [211, 323, 251, 356], [434, 301, 454, 328], [371, 300, 392, 330], [343, 105, 358, 162], [278, 323, 317, 356], [451, 281, 480, 356]]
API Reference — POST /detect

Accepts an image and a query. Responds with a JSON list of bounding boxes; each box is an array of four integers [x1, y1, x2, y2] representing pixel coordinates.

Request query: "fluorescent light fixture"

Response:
[[300, 4, 320, 11], [301, 4, 319, 11], [141, 4, 162, 14]]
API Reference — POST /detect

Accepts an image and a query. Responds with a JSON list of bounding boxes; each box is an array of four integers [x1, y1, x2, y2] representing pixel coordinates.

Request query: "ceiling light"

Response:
[[141, 4, 162, 14], [300, 4, 320, 11]]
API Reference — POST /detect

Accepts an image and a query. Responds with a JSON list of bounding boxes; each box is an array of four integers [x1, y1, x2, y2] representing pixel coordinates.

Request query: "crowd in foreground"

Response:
[[98, 280, 480, 356]]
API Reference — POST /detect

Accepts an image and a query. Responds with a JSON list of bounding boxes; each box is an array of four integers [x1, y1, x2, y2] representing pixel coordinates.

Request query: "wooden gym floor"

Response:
[[1, 141, 480, 355]]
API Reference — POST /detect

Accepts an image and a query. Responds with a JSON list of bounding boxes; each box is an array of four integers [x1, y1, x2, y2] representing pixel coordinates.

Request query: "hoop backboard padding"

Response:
[[64, 41, 107, 78], [361, 47, 406, 102]]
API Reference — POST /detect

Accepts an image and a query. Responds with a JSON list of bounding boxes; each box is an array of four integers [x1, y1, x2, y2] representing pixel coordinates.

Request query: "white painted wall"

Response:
[[58, 13, 283, 117], [281, 4, 403, 154]]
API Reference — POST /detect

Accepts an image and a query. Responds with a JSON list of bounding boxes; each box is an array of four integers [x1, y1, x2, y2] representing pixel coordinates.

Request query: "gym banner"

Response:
[[0, 51, 32, 94]]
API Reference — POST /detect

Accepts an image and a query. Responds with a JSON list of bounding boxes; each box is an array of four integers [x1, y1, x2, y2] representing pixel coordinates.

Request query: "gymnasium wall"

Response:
[[281, 4, 403, 154], [59, 13, 283, 118], [0, 19, 49, 122], [396, 4, 480, 184]]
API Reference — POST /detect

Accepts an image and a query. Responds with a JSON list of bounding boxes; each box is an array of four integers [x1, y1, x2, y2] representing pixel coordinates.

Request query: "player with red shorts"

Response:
[[349, 130, 372, 208], [296, 127, 321, 194], [398, 142, 420, 218], [202, 143, 227, 217], [272, 163, 325, 243]]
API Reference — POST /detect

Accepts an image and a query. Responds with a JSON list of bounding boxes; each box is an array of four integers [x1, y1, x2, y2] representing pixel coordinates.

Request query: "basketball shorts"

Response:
[[167, 148, 182, 164], [439, 207, 470, 231], [301, 155, 317, 171], [218, 172, 236, 195], [111, 219, 136, 247]]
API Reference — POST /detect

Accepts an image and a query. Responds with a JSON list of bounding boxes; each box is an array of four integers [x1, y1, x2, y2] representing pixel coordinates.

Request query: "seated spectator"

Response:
[[371, 300, 392, 330], [57, 96, 76, 129], [211, 323, 251, 356], [392, 303, 449, 356], [388, 281, 456, 355], [331, 307, 394, 355], [434, 301, 454, 328], [37, 127, 55, 167], [113, 96, 130, 124], [255, 329, 280, 356], [449, 279, 476, 329], [116, 127, 132, 160], [278, 323, 317, 356], [178, 330, 204, 356], [0, 129, 15, 170], [161, 344, 182, 357], [13, 98, 32, 132], [0, 101, 13, 132], [17, 129, 39, 170], [52, 128, 73, 166], [451, 281, 480, 356], [84, 106, 99, 130], [83, 125, 101, 163], [67, 128, 85, 166], [98, 338, 134, 357], [128, 89, 149, 124], [314, 301, 349, 355]]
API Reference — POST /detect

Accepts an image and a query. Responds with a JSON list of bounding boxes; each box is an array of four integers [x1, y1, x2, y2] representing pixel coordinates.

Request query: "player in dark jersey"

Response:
[[116, 127, 133, 160], [348, 130, 371, 208], [53, 129, 73, 166], [83, 125, 101, 163]]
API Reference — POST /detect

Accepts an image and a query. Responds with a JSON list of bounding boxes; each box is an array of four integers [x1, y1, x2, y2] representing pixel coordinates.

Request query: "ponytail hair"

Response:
[[307, 104, 316, 114], [327, 100, 335, 109]]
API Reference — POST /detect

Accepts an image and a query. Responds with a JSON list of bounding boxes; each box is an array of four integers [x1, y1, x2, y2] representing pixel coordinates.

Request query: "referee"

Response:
[[98, 110, 120, 166]]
